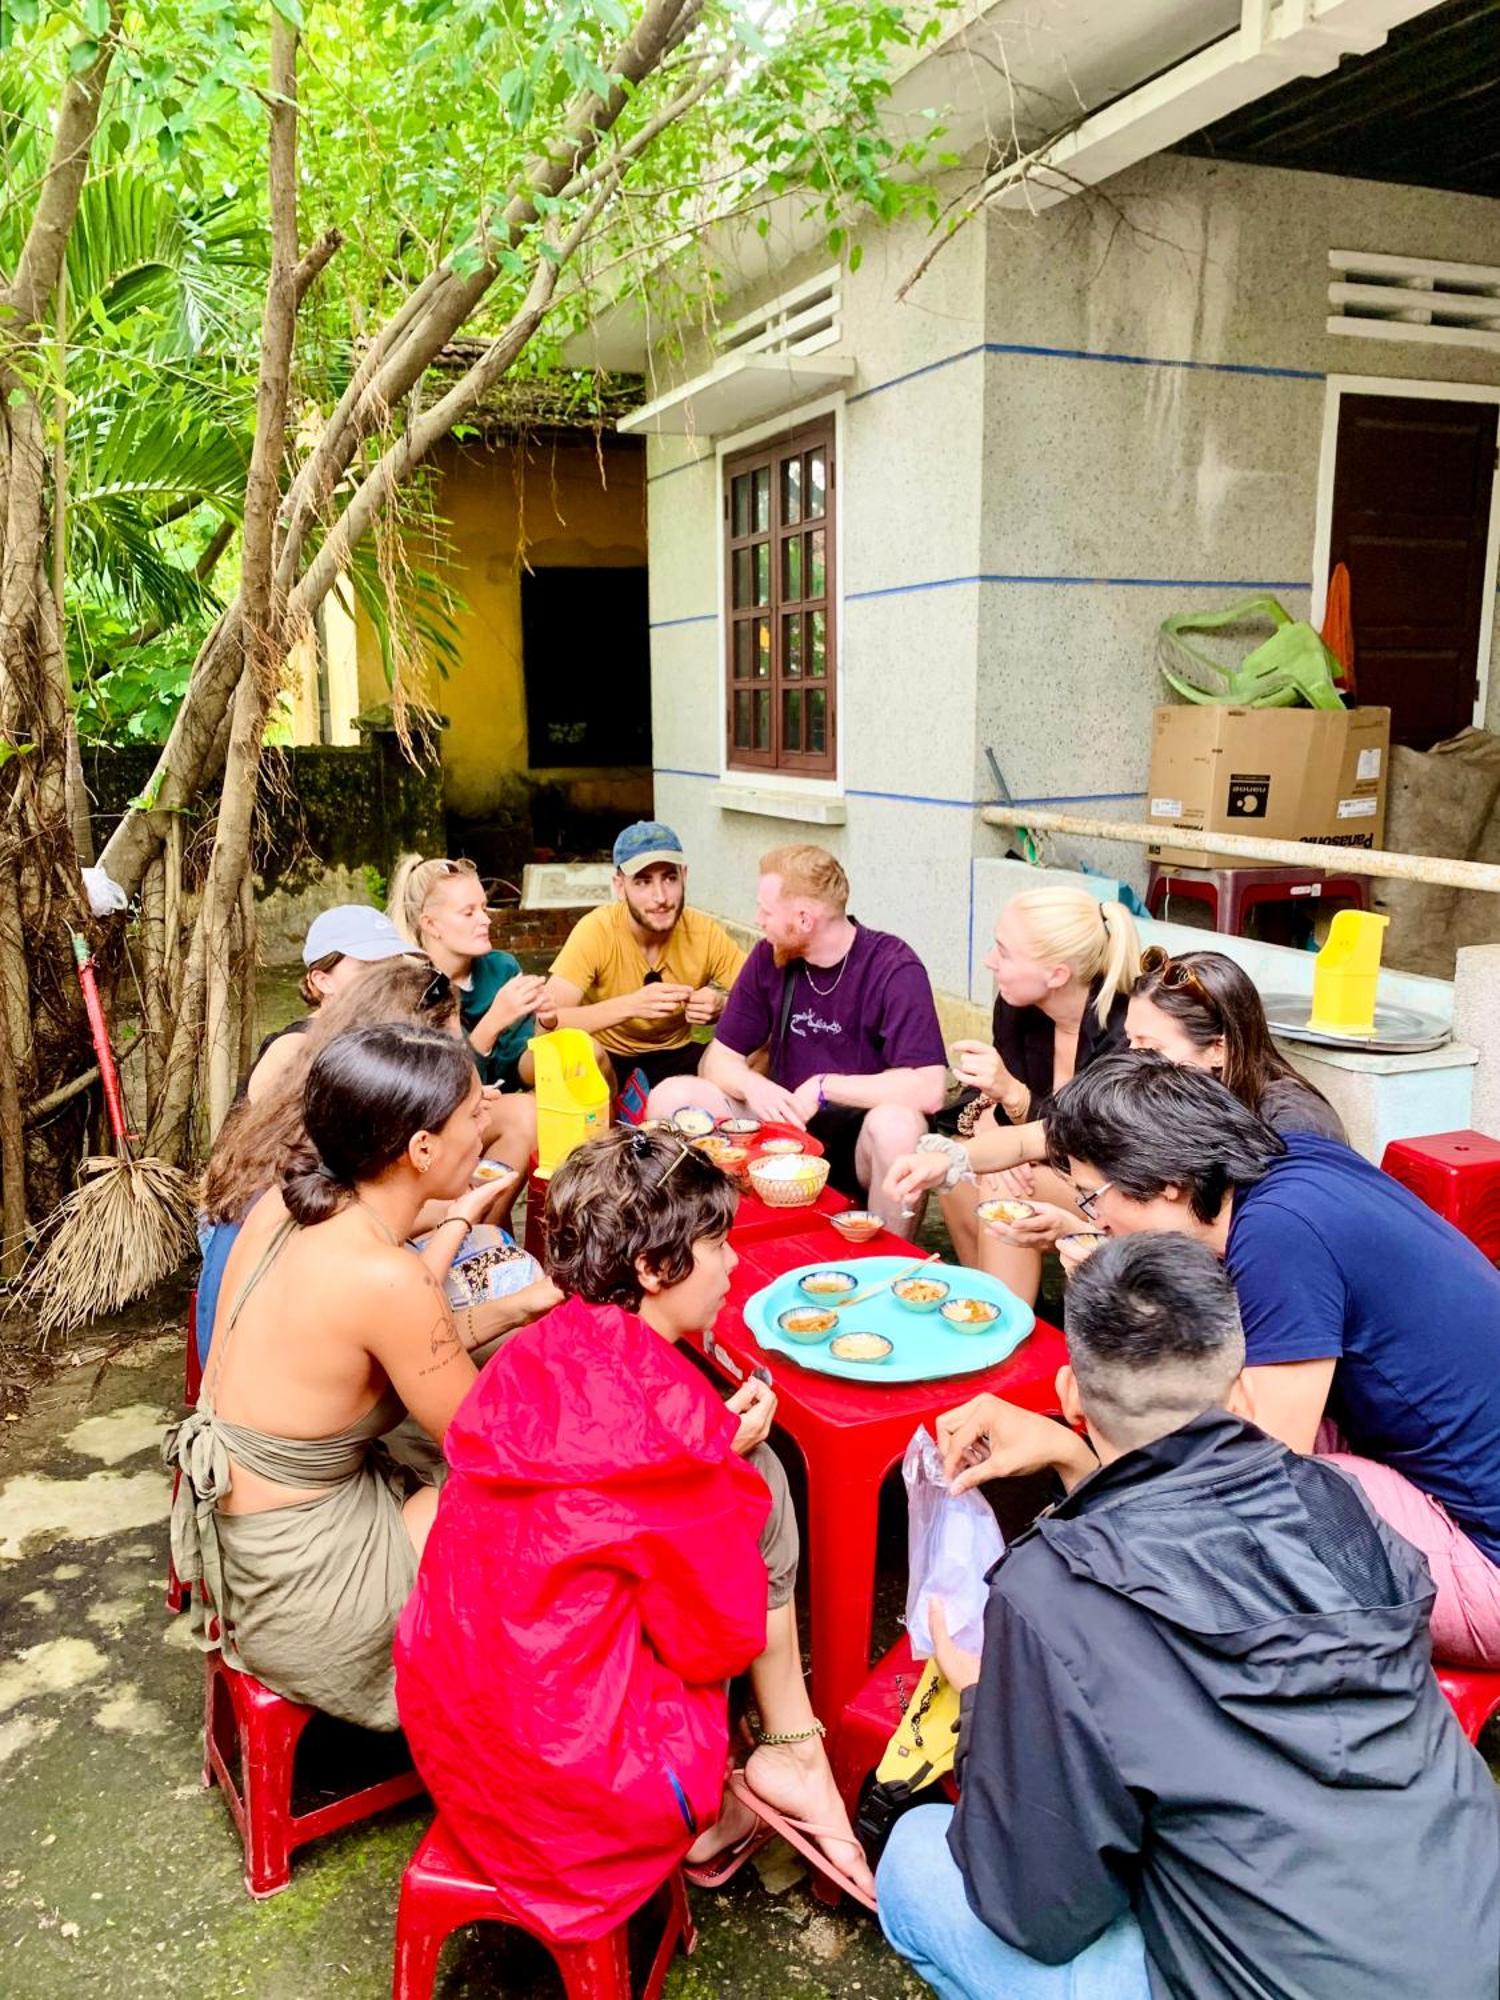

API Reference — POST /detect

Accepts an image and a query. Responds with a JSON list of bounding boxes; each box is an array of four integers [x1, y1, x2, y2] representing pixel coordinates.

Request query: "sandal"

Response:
[[682, 1814, 775, 1889], [728, 1770, 878, 1912]]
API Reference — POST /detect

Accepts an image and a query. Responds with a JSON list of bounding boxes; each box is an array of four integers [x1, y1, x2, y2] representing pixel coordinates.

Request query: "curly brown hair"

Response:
[[543, 1127, 737, 1310], [201, 956, 457, 1223]]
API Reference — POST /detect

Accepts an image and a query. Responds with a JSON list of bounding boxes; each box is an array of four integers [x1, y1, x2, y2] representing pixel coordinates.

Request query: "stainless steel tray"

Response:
[[1262, 994, 1451, 1054]]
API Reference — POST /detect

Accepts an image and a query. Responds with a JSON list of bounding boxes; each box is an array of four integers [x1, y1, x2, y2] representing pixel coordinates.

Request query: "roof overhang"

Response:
[[616, 350, 855, 438], [984, 0, 1452, 211]]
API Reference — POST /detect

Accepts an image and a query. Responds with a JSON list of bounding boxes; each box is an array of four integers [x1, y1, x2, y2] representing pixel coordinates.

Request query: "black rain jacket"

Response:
[[949, 1411, 1500, 1999]]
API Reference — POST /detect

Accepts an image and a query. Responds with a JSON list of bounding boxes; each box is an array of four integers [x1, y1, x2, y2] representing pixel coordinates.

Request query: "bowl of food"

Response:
[[712, 1145, 750, 1187], [470, 1158, 515, 1186], [829, 1331, 893, 1364], [939, 1296, 1001, 1332], [977, 1198, 1036, 1227], [748, 1155, 831, 1209], [759, 1136, 806, 1157], [1057, 1231, 1107, 1260], [828, 1209, 881, 1245], [892, 1275, 951, 1313], [692, 1133, 734, 1158], [777, 1306, 839, 1344], [672, 1106, 718, 1139], [798, 1267, 858, 1302], [718, 1116, 761, 1139]]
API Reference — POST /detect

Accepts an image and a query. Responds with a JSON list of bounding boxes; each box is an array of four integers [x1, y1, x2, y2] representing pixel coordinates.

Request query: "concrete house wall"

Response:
[[646, 152, 1500, 999]]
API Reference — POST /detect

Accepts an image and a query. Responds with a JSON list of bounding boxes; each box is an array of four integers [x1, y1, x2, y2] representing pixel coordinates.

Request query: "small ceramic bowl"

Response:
[[940, 1296, 1001, 1332], [718, 1116, 761, 1139], [829, 1209, 882, 1245], [892, 1276, 951, 1313], [830, 1331, 893, 1364], [798, 1267, 859, 1302], [759, 1136, 806, 1156], [672, 1107, 717, 1138], [778, 1306, 838, 1344], [470, 1158, 514, 1186], [713, 1145, 750, 1186], [977, 1198, 1036, 1227], [1057, 1231, 1107, 1259], [692, 1133, 734, 1157]]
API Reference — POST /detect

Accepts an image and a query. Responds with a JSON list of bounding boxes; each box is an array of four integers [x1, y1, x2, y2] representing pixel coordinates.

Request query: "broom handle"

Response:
[[70, 931, 129, 1147]]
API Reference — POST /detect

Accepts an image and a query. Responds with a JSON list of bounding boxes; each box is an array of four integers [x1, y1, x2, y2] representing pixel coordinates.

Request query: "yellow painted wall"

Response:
[[284, 593, 360, 745], [354, 434, 647, 818]]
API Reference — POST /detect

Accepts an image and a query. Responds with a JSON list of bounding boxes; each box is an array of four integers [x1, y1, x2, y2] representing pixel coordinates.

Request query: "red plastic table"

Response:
[[694, 1209, 1068, 1728]]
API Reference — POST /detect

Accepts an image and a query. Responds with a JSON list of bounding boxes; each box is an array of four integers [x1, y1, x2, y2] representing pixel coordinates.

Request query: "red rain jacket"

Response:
[[394, 1294, 772, 1941]]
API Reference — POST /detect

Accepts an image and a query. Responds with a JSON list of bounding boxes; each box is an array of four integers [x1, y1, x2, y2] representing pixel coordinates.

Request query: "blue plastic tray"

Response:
[[744, 1257, 1035, 1384]]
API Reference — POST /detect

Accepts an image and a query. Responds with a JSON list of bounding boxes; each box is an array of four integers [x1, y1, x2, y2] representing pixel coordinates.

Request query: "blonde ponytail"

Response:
[[1007, 887, 1143, 1027], [386, 852, 477, 947]]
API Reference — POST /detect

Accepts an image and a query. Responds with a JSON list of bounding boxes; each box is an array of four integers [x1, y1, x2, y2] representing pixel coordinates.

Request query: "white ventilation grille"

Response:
[[1328, 250, 1500, 355], [716, 267, 842, 362]]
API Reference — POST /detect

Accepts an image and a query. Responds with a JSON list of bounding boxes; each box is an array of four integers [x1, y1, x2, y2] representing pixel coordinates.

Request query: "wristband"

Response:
[[816, 1073, 830, 1111], [438, 1212, 469, 1232]]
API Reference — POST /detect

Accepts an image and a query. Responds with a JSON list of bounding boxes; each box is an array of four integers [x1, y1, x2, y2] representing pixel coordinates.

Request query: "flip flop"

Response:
[[728, 1770, 878, 1913], [682, 1814, 776, 1889]]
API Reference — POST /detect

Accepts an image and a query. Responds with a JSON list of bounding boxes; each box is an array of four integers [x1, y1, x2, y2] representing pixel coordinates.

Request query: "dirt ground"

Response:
[[0, 1278, 929, 2000]]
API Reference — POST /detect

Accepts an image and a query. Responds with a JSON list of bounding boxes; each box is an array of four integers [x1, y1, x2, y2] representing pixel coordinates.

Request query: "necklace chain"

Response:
[[801, 936, 855, 998], [354, 1195, 401, 1246]]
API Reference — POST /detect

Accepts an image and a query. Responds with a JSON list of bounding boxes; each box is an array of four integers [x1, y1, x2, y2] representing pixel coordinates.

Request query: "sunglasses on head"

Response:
[[1140, 945, 1211, 1006], [419, 967, 453, 1010], [628, 1127, 691, 1183]]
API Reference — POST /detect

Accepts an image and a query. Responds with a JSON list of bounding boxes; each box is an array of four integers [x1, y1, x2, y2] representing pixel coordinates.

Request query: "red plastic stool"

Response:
[[1147, 862, 1370, 937], [1381, 1131, 1500, 1264], [203, 1649, 425, 1897], [392, 1816, 696, 2000], [166, 1299, 201, 1614], [1437, 1666, 1500, 1745]]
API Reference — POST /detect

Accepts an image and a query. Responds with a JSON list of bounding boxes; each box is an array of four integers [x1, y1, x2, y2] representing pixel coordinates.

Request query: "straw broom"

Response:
[[18, 933, 197, 1344]]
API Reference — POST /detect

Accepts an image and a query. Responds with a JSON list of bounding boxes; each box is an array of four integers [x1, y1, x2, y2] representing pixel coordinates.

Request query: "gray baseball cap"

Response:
[[303, 905, 411, 966]]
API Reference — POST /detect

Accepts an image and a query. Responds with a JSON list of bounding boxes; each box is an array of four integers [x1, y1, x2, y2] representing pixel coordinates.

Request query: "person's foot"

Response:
[[743, 1738, 877, 1901], [685, 1781, 761, 1866]]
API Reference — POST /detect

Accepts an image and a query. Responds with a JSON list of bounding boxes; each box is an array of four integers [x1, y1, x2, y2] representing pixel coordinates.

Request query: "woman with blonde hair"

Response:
[[388, 852, 545, 1163], [885, 885, 1142, 1304]]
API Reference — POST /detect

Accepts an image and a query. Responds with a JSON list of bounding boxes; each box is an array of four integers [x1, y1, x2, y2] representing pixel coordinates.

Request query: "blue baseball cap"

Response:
[[612, 821, 686, 877]]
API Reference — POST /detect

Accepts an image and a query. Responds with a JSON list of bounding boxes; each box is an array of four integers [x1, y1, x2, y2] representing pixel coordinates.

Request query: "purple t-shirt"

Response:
[[716, 922, 946, 1090]]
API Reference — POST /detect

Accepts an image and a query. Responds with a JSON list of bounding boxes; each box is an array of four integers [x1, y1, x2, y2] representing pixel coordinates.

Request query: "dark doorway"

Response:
[[521, 565, 651, 768], [1327, 392, 1496, 750]]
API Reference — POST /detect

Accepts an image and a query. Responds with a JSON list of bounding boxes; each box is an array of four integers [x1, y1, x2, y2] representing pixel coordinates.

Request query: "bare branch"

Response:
[[293, 226, 344, 306]]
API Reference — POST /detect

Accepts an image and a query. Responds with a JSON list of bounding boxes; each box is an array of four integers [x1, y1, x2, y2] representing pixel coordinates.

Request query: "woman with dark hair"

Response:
[[165, 1024, 492, 1729], [1126, 947, 1346, 1142], [396, 1126, 876, 1944], [194, 957, 553, 1371], [1035, 1052, 1500, 1669]]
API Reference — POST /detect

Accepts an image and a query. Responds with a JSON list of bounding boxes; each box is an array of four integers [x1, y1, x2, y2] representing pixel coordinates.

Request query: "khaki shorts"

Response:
[[747, 1442, 800, 1611]]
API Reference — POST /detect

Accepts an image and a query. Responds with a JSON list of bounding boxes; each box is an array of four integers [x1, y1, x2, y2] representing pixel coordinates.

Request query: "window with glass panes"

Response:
[[724, 424, 836, 773]]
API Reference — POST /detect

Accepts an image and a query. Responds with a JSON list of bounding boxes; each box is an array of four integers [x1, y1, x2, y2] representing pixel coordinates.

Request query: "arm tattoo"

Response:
[[416, 1302, 464, 1377]]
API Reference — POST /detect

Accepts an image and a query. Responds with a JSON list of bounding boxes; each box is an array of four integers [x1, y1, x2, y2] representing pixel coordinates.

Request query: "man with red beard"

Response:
[[542, 821, 745, 1101], [649, 844, 946, 1237]]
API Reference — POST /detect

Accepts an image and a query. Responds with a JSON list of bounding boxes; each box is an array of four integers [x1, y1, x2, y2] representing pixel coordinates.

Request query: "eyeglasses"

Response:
[[1140, 945, 1212, 1007], [1074, 1180, 1114, 1221], [419, 967, 452, 1010]]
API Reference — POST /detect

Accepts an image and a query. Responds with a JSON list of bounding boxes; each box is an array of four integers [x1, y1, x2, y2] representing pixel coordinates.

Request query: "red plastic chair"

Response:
[[202, 1648, 425, 1897], [1381, 1131, 1500, 1264], [1436, 1666, 1500, 1746], [392, 1816, 696, 2000], [1146, 862, 1370, 937]]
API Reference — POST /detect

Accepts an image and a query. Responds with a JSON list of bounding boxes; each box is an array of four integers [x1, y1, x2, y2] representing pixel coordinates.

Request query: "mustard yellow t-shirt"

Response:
[[549, 900, 746, 1057]]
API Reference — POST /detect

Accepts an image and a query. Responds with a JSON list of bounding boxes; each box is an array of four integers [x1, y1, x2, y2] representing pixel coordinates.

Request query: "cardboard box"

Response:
[[1146, 704, 1390, 869]]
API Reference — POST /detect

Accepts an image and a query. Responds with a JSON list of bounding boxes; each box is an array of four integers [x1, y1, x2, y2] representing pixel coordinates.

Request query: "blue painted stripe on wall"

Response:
[[649, 611, 717, 630], [647, 455, 714, 486], [846, 574, 1311, 602], [845, 340, 1323, 408], [653, 769, 1149, 812]]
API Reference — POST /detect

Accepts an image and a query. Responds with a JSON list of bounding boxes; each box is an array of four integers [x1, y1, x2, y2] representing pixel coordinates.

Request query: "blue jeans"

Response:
[[877, 1806, 1151, 2000]]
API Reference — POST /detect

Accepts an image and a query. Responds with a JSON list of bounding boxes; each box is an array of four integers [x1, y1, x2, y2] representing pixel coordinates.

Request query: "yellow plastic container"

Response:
[[1308, 908, 1389, 1039], [531, 1028, 610, 1177]]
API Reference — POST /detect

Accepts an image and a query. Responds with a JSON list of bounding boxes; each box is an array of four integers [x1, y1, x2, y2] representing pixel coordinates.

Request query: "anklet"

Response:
[[755, 1719, 826, 1746]]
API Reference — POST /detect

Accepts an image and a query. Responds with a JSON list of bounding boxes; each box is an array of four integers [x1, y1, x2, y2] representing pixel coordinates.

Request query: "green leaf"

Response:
[[270, 0, 305, 28], [10, 0, 39, 26], [69, 37, 101, 74], [83, 0, 109, 35], [0, 741, 37, 769]]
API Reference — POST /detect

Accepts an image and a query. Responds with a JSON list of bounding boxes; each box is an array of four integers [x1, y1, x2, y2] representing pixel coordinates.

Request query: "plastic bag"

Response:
[[903, 1426, 1004, 1660]]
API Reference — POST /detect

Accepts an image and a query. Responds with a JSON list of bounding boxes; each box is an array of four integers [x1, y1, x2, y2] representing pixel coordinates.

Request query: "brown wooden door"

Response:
[[1328, 392, 1496, 750]]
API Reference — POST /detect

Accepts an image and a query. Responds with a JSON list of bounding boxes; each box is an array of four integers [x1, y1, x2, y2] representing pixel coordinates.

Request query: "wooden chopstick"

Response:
[[833, 1251, 942, 1313]]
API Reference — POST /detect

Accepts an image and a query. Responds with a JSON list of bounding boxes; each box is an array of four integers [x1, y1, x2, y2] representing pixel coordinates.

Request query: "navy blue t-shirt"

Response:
[[1227, 1133, 1500, 1564]]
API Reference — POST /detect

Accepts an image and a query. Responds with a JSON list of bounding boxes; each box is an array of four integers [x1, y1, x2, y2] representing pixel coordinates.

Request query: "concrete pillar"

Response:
[[1453, 943, 1500, 1138]]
